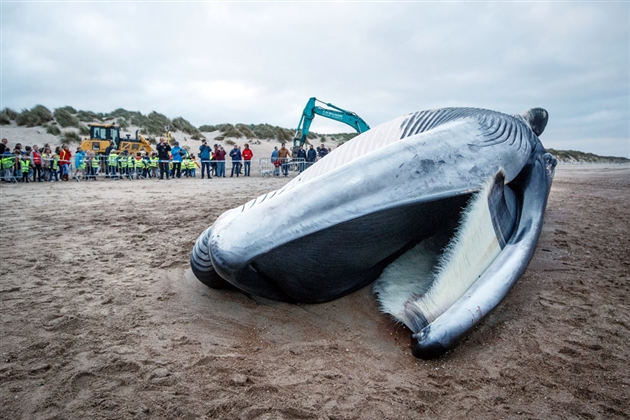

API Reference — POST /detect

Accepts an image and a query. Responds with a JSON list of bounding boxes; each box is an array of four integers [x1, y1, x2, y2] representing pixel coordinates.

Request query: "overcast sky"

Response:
[[2, 1, 628, 157]]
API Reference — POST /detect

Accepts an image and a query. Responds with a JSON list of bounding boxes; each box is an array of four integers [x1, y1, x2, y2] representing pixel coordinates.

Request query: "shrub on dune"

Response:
[[54, 108, 80, 128], [45, 124, 61, 135], [236, 124, 256, 139], [76, 110, 104, 122], [1, 107, 18, 124], [16, 105, 53, 127], [62, 131, 81, 144], [198, 124, 217, 132], [223, 126, 243, 139], [172, 117, 202, 137]]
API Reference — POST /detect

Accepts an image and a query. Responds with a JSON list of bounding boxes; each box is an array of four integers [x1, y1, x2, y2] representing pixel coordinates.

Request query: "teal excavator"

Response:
[[292, 97, 370, 152]]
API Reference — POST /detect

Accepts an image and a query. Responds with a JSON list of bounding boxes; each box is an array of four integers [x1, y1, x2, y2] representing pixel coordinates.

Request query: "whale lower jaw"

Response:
[[206, 192, 471, 303]]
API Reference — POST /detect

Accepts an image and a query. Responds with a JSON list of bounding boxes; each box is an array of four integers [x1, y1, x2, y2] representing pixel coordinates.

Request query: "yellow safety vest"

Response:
[[108, 153, 118, 166], [2, 155, 15, 170]]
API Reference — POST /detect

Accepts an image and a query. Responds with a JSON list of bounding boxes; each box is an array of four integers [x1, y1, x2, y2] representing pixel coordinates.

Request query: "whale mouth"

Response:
[[207, 193, 471, 303]]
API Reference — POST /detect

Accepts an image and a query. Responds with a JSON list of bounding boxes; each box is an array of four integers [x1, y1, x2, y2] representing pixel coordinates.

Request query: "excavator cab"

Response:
[[80, 123, 120, 153]]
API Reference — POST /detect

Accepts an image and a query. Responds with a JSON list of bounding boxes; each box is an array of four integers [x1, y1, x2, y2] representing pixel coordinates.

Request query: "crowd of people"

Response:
[[155, 138, 257, 179], [0, 137, 334, 183]]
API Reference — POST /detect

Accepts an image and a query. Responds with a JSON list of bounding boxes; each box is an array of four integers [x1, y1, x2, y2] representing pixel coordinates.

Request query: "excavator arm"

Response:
[[293, 97, 370, 148]]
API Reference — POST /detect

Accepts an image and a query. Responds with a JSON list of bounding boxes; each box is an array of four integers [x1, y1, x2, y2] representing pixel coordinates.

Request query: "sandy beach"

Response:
[[1, 164, 628, 419]]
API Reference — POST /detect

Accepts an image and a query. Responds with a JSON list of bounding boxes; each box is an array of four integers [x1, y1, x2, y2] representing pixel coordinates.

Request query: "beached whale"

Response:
[[190, 107, 557, 359]]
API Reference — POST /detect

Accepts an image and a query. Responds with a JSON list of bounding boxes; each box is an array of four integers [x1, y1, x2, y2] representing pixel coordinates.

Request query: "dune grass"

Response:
[[53, 108, 80, 128], [76, 110, 104, 123], [16, 105, 54, 127], [1, 107, 18, 124], [45, 124, 61, 135], [198, 124, 217, 132], [62, 131, 82, 144], [172, 116, 202, 138]]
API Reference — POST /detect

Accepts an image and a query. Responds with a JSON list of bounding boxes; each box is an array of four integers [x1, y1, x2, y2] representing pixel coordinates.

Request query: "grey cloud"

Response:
[[2, 2, 628, 157]]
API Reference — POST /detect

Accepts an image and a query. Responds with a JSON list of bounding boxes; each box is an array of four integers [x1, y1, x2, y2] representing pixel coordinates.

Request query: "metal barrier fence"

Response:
[[258, 158, 307, 177], [1, 154, 309, 182]]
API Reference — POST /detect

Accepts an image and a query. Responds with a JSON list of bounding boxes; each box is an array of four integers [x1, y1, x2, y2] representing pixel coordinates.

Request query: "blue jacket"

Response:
[[229, 148, 242, 161], [75, 151, 85, 168], [199, 144, 211, 160], [271, 150, 278, 160], [171, 146, 184, 162]]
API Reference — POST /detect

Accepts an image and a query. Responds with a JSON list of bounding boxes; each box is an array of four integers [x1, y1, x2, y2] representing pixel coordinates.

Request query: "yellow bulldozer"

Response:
[[80, 123, 155, 154]]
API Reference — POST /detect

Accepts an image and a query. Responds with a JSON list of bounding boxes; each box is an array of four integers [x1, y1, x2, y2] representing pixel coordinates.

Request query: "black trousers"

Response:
[[201, 161, 211, 178], [171, 162, 181, 178], [159, 161, 170, 179], [32, 164, 42, 181]]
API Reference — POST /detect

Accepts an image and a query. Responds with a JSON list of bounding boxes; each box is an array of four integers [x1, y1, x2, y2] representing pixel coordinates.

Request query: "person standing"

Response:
[[107, 150, 119, 179], [156, 137, 171, 180], [271, 146, 279, 177], [20, 154, 31, 183], [31, 144, 43, 182], [104, 141, 114, 176], [1, 147, 15, 181], [50, 153, 60, 181], [210, 144, 218, 176], [296, 145, 307, 173], [170, 141, 184, 178], [318, 143, 328, 158], [229, 144, 241, 177], [277, 143, 291, 177], [59, 144, 72, 181], [215, 146, 226, 177], [74, 147, 86, 181], [84, 151, 93, 180], [199, 140, 212, 179], [307, 144, 317, 167], [0, 138, 7, 155], [149, 153, 159, 178], [41, 145, 52, 181], [242, 144, 253, 177]]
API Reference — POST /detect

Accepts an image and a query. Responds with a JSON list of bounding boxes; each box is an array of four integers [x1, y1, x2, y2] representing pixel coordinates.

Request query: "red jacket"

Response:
[[60, 149, 72, 164], [32, 151, 42, 165], [242, 148, 253, 161]]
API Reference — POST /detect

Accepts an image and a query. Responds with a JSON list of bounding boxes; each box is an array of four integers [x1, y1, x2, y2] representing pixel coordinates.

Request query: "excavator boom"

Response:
[[293, 97, 369, 149]]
